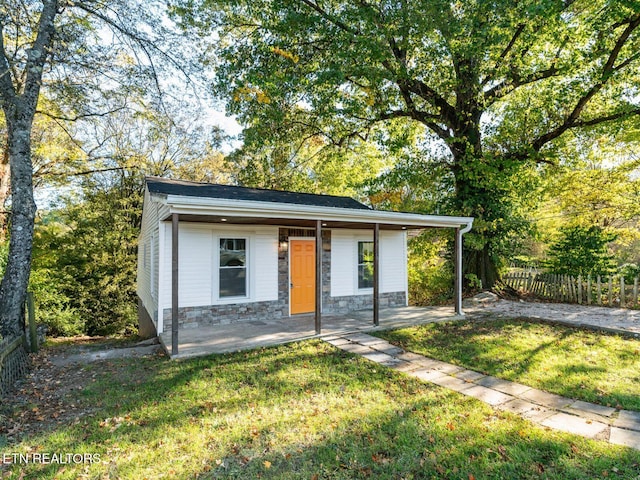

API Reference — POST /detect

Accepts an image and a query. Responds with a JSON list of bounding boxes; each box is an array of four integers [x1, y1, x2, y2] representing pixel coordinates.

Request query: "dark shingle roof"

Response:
[[146, 177, 371, 210]]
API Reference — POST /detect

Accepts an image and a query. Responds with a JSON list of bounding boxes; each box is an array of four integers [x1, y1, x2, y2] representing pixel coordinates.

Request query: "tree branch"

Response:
[[561, 13, 640, 129], [23, 0, 59, 110], [484, 65, 558, 103], [481, 23, 526, 87], [0, 21, 17, 104], [36, 105, 128, 122], [530, 14, 640, 152], [76, 2, 194, 95], [298, 0, 359, 35]]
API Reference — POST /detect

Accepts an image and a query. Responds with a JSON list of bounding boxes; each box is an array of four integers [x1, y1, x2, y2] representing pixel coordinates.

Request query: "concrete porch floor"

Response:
[[159, 306, 462, 359]]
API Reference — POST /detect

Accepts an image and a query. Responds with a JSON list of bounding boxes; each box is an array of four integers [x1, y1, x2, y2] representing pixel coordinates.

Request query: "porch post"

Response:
[[315, 220, 322, 334], [454, 226, 463, 316], [373, 223, 380, 326], [172, 213, 179, 355]]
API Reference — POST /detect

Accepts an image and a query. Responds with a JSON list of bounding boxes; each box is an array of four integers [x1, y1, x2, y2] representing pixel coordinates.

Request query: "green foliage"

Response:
[[172, 0, 640, 287], [545, 225, 617, 277], [32, 174, 142, 336], [0, 241, 7, 277], [619, 263, 640, 283], [520, 125, 640, 270], [407, 232, 454, 305], [464, 274, 483, 291], [28, 268, 84, 337]]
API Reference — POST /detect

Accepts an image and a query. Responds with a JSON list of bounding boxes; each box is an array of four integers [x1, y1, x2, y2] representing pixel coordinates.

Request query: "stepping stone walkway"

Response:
[[323, 332, 640, 451]]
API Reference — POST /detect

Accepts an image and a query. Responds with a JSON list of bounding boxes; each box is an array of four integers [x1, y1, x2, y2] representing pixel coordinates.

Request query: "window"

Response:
[[219, 238, 247, 297], [358, 241, 374, 289]]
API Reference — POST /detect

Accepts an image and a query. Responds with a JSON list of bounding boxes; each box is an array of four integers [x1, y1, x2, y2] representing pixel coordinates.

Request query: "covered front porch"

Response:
[[159, 305, 462, 359]]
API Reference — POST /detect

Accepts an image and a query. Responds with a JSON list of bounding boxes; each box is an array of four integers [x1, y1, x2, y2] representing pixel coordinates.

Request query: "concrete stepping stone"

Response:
[[541, 412, 608, 439], [361, 351, 396, 364], [454, 370, 486, 383], [567, 400, 616, 418], [610, 427, 640, 449], [342, 334, 387, 346], [324, 337, 351, 346], [462, 385, 513, 406], [336, 343, 373, 355], [370, 344, 405, 356], [409, 368, 448, 382], [496, 399, 555, 422], [396, 351, 426, 362], [520, 389, 573, 410], [614, 411, 640, 432], [428, 375, 476, 393], [475, 376, 532, 396], [389, 361, 423, 373]]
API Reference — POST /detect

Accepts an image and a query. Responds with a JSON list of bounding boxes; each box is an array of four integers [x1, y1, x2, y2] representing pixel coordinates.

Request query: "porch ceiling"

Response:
[[161, 213, 422, 230]]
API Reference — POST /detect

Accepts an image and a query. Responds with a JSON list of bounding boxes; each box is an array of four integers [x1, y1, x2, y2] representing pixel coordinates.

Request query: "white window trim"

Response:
[[354, 236, 374, 294], [212, 234, 251, 303]]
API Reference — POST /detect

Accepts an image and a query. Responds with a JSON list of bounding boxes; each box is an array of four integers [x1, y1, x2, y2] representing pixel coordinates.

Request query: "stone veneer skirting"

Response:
[[322, 291, 407, 315], [162, 291, 407, 330]]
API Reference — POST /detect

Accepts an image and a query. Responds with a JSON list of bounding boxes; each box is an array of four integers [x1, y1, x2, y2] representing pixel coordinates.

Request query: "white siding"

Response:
[[136, 188, 161, 326], [180, 225, 213, 307], [254, 229, 279, 301], [330, 229, 407, 297], [380, 231, 407, 293], [159, 224, 279, 311], [330, 230, 356, 296]]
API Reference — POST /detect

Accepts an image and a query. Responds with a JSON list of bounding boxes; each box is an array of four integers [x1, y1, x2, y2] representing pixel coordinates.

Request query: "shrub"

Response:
[[28, 268, 84, 337], [619, 263, 640, 283], [545, 225, 617, 277], [407, 231, 453, 305]]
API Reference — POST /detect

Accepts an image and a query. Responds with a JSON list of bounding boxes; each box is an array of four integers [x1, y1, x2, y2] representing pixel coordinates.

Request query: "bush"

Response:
[[545, 225, 617, 277], [407, 231, 454, 305], [28, 268, 84, 336], [619, 263, 640, 283]]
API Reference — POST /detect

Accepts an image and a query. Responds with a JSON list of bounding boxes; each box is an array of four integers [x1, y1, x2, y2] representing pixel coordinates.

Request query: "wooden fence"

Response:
[[0, 334, 29, 396], [0, 292, 38, 395], [502, 272, 640, 308]]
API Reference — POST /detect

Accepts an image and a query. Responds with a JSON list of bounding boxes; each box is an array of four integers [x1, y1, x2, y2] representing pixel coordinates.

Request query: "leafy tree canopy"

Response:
[[171, 0, 640, 287]]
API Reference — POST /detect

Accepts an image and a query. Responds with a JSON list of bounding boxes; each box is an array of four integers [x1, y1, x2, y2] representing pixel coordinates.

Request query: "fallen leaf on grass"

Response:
[[263, 460, 271, 469], [497, 445, 508, 461]]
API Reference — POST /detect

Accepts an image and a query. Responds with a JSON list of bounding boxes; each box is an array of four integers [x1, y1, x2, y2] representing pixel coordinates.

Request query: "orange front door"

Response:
[[290, 240, 316, 314]]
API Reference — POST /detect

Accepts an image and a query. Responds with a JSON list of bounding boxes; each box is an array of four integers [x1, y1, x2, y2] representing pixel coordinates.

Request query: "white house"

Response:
[[136, 177, 473, 354]]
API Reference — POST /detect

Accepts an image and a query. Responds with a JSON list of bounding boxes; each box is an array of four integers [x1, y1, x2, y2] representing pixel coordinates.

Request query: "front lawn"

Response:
[[377, 319, 640, 411], [1, 339, 639, 479]]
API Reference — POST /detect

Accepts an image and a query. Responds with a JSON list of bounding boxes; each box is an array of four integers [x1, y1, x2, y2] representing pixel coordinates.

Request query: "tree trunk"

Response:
[[0, 0, 58, 338], [0, 145, 9, 241], [447, 107, 503, 289], [0, 114, 37, 338], [463, 243, 500, 290]]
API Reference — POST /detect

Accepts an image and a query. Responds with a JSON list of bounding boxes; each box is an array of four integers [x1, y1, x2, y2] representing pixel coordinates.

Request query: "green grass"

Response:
[[377, 318, 640, 411], [2, 339, 639, 479]]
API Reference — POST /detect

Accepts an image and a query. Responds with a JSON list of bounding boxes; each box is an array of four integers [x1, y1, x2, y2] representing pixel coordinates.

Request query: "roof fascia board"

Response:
[[161, 194, 473, 229]]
